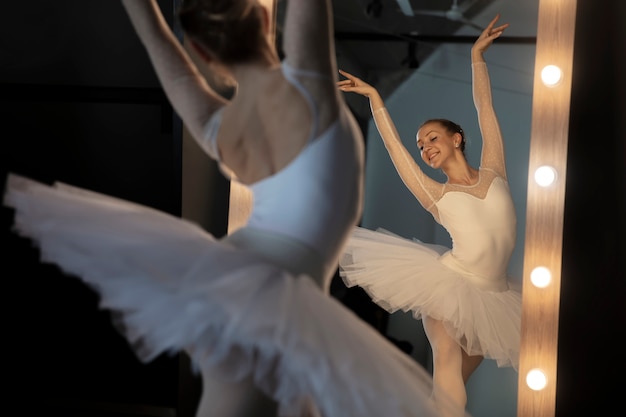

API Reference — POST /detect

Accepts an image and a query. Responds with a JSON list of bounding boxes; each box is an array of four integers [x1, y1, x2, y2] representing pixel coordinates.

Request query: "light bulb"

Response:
[[541, 65, 563, 87], [534, 165, 557, 187], [530, 266, 552, 288], [526, 368, 548, 391]]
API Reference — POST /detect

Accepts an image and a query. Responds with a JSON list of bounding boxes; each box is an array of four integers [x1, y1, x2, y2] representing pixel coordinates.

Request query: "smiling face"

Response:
[[416, 121, 461, 169]]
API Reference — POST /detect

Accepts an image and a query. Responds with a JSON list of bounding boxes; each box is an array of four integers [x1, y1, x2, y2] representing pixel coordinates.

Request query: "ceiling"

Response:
[[278, 0, 503, 72], [332, 0, 498, 71], [277, 0, 537, 102]]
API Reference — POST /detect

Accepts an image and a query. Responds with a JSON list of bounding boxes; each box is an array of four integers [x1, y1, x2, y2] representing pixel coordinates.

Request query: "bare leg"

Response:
[[422, 316, 466, 417], [461, 350, 483, 384], [195, 366, 278, 417]]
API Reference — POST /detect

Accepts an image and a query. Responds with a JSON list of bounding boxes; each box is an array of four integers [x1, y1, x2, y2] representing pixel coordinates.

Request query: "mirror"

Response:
[[332, 1, 540, 416]]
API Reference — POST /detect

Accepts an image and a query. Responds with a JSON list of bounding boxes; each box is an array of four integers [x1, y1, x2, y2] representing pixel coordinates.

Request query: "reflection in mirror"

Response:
[[334, 1, 538, 416]]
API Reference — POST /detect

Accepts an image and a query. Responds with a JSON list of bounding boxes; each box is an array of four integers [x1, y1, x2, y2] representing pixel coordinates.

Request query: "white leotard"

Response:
[[200, 62, 364, 286]]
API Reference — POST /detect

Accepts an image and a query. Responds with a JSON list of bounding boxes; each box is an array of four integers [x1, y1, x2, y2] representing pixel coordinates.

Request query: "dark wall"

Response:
[[0, 2, 366, 416], [1, 1, 199, 415], [556, 0, 626, 416]]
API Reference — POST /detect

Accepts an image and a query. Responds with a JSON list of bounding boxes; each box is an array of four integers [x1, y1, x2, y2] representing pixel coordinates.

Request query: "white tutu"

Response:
[[3, 174, 471, 417], [339, 226, 521, 370]]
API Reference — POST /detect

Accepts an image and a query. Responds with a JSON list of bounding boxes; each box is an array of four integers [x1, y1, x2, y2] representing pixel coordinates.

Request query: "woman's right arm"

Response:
[[338, 70, 440, 211], [121, 0, 226, 142]]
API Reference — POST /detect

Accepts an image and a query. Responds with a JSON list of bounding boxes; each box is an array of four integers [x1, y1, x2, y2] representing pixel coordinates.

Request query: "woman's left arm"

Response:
[[282, 0, 335, 78], [472, 14, 508, 179]]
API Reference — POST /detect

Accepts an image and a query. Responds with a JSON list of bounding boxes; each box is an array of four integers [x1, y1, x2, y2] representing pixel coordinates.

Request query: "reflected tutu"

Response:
[[339, 226, 521, 370]]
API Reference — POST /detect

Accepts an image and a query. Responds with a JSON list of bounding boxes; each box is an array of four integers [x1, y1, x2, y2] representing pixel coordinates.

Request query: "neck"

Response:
[[443, 161, 479, 185], [230, 44, 280, 84]]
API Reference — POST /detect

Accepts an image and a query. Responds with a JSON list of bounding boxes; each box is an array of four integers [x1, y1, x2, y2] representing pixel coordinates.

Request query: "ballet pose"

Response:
[[3, 1, 467, 416], [337, 15, 522, 416]]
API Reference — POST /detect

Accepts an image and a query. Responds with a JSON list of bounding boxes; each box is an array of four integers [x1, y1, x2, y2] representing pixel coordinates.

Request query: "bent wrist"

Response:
[[471, 50, 485, 63]]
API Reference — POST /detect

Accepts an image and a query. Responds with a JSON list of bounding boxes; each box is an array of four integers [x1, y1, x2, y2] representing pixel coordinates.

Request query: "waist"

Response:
[[439, 252, 510, 292], [224, 227, 326, 287]]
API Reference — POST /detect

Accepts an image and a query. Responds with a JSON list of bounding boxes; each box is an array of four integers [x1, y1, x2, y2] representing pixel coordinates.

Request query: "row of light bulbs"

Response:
[[523, 63, 565, 394]]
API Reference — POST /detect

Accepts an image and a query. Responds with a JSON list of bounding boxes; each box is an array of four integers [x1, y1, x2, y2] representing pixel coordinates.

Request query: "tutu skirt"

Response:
[[3, 174, 470, 417], [339, 226, 521, 370]]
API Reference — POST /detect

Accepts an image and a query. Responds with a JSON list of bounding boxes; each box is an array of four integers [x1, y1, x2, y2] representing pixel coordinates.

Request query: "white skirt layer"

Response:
[[339, 226, 521, 370], [3, 174, 470, 417]]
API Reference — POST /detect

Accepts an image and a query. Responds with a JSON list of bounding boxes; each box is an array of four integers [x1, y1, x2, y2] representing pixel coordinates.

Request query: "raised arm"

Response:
[[338, 70, 442, 213], [472, 14, 509, 179], [282, 0, 335, 77], [121, 0, 226, 142], [281, 0, 340, 134]]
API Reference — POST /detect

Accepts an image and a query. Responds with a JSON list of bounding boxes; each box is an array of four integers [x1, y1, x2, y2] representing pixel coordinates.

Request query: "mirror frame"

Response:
[[517, 0, 577, 416]]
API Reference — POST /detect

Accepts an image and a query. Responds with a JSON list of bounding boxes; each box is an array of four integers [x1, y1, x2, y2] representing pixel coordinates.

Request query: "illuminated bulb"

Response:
[[534, 165, 557, 187], [526, 368, 548, 391], [541, 65, 563, 86], [530, 266, 552, 288]]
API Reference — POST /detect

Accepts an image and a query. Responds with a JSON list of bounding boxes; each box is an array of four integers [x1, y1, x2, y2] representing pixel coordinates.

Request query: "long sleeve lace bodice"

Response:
[[370, 61, 507, 224]]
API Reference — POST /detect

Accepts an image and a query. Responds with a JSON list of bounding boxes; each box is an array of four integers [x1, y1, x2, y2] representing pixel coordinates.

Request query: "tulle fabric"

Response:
[[339, 226, 521, 370], [3, 174, 471, 417]]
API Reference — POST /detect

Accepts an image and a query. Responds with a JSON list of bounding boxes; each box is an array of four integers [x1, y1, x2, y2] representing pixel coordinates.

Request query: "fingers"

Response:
[[337, 70, 356, 89], [485, 13, 500, 30], [472, 15, 508, 56], [337, 69, 372, 95], [489, 24, 508, 39], [483, 15, 507, 36], [338, 81, 359, 92], [338, 69, 357, 81], [338, 69, 352, 78], [337, 69, 361, 88], [492, 23, 509, 33], [478, 15, 508, 44]]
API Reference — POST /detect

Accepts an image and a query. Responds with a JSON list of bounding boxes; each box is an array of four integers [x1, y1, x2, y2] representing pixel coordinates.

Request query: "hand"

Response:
[[472, 14, 509, 58], [337, 69, 377, 98]]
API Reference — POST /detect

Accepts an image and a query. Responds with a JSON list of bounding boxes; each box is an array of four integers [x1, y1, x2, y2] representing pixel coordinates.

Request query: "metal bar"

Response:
[[335, 32, 536, 44]]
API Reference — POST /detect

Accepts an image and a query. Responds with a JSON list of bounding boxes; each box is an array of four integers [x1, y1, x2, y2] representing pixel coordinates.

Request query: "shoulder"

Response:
[[480, 167, 507, 182]]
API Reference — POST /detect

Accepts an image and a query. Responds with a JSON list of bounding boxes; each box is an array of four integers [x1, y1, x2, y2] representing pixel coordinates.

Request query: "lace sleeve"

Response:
[[121, 0, 226, 144], [472, 62, 507, 179], [372, 107, 444, 219]]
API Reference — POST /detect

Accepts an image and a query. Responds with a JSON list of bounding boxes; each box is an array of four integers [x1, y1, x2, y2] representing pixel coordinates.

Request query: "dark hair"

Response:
[[177, 0, 265, 65], [419, 118, 466, 153]]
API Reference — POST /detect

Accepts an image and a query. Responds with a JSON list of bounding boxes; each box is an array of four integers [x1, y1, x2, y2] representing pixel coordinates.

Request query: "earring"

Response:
[[455, 143, 460, 148]]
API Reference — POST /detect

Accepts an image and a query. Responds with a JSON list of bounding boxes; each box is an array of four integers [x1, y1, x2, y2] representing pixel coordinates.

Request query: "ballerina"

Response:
[[4, 1, 467, 416], [338, 14, 522, 417]]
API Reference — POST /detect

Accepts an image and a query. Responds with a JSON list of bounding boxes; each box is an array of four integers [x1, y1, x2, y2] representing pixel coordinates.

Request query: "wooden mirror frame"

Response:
[[517, 0, 577, 416]]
